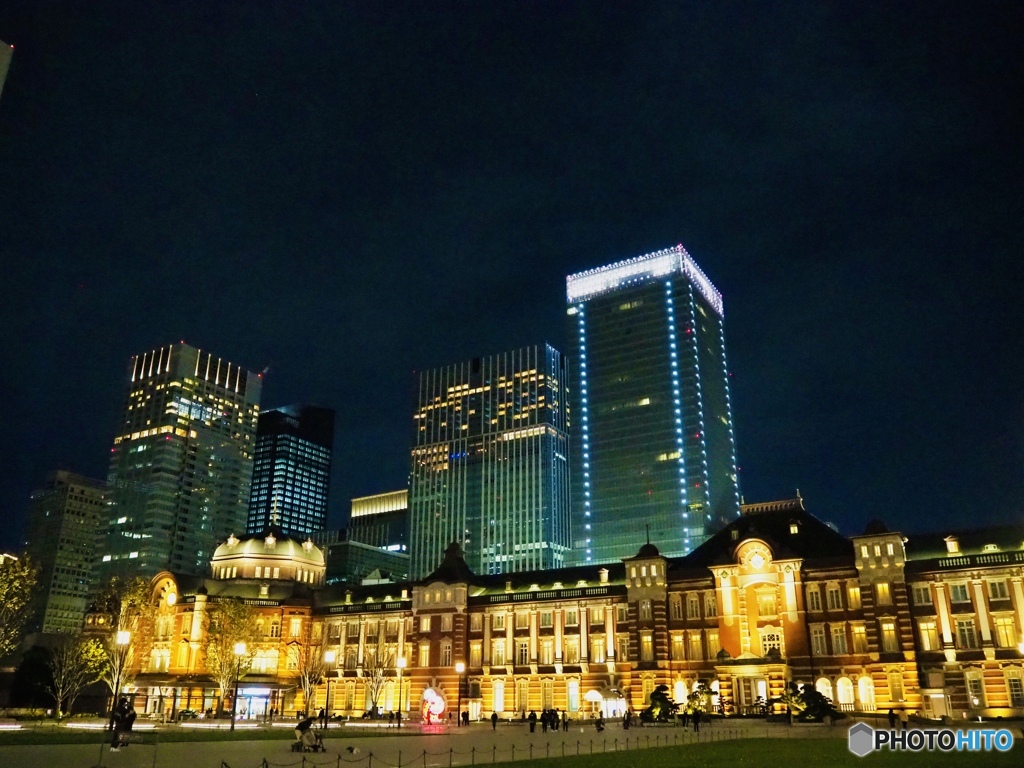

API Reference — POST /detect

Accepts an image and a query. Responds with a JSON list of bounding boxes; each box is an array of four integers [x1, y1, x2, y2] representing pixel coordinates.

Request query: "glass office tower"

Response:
[[247, 404, 334, 537], [24, 471, 108, 633], [566, 245, 740, 564], [409, 345, 570, 578], [103, 343, 262, 577]]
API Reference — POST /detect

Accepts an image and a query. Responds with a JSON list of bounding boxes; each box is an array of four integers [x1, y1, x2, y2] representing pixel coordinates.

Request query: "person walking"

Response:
[[528, 710, 537, 733], [899, 709, 909, 731], [692, 709, 701, 733], [887, 708, 896, 729], [491, 711, 498, 730], [562, 710, 569, 732], [318, 708, 327, 729]]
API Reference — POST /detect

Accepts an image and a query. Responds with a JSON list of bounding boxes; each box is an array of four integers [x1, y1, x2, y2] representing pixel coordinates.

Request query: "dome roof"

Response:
[[212, 527, 325, 566], [636, 542, 660, 558]]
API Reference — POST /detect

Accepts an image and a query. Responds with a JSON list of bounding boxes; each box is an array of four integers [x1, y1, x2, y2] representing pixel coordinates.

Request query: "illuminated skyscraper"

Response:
[[247, 404, 334, 537], [566, 245, 740, 564], [24, 471, 107, 634], [102, 343, 261, 577], [409, 345, 570, 578]]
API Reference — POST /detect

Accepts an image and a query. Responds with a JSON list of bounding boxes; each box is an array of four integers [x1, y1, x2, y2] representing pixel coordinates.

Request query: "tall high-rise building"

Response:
[[348, 489, 408, 551], [24, 471, 107, 634], [102, 343, 261, 577], [566, 245, 740, 564], [247, 404, 334, 537], [409, 345, 570, 578], [0, 41, 12, 104]]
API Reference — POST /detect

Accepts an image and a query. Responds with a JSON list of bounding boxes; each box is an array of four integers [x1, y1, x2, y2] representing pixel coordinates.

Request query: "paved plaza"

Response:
[[0, 718, 853, 768]]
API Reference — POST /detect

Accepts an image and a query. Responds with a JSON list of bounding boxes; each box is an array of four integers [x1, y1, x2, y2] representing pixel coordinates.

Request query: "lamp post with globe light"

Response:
[[323, 650, 337, 726], [107, 630, 132, 731], [396, 657, 406, 729], [230, 642, 247, 732], [455, 662, 465, 725]]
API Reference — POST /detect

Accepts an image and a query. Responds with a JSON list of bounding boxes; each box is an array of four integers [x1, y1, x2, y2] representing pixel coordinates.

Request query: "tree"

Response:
[[687, 680, 714, 713], [46, 633, 106, 719], [361, 632, 396, 716], [771, 682, 844, 723], [294, 618, 326, 714], [639, 684, 679, 723], [94, 575, 155, 712], [203, 598, 261, 715], [0, 556, 38, 660]]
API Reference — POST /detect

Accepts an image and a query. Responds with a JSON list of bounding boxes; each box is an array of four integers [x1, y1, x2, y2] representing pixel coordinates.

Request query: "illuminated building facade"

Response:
[[102, 343, 262, 578], [247, 404, 334, 537], [90, 498, 1024, 724], [566, 245, 740, 564], [24, 471, 108, 634], [409, 345, 570, 578]]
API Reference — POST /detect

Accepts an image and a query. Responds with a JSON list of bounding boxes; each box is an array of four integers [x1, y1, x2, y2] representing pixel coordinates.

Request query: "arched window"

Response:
[[858, 676, 876, 711], [674, 679, 688, 705], [836, 677, 854, 710], [270, 620, 281, 638], [816, 677, 833, 702]]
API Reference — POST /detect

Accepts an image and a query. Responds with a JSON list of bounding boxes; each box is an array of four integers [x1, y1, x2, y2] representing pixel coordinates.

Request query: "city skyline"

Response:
[[1, 4, 1022, 554]]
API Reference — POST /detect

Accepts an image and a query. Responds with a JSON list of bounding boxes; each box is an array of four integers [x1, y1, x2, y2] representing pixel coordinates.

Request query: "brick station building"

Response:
[[94, 499, 1024, 722]]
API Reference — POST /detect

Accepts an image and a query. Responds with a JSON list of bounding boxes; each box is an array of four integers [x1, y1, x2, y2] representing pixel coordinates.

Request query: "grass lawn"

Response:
[[486, 738, 1021, 768]]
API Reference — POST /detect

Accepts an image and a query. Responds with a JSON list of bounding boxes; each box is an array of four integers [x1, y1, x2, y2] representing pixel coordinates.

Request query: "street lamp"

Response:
[[455, 662, 466, 726], [230, 642, 247, 732], [323, 650, 337, 727], [396, 657, 407, 729], [107, 630, 132, 731]]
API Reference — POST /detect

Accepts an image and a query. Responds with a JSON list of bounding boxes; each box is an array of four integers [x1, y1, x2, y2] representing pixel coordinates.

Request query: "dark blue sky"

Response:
[[1, 2, 1022, 553]]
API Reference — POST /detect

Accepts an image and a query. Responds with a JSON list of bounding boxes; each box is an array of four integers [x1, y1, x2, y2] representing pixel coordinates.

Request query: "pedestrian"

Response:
[[491, 711, 498, 730], [528, 710, 537, 732], [681, 708, 688, 728], [388, 711, 395, 728], [562, 710, 569, 732], [888, 708, 896, 729], [692, 709, 701, 733], [319, 708, 327, 729], [595, 714, 605, 733], [542, 710, 549, 733], [109, 697, 133, 751], [899, 709, 909, 731]]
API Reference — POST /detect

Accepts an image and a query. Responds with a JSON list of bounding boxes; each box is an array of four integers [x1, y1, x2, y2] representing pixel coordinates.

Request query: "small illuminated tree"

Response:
[[95, 575, 155, 725], [0, 556, 38, 661], [361, 634, 396, 717], [295, 619, 327, 713], [46, 633, 106, 719], [203, 598, 260, 715]]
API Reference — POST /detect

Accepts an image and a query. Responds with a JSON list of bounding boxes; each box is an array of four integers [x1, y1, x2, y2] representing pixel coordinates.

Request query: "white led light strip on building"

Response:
[[566, 244, 724, 318]]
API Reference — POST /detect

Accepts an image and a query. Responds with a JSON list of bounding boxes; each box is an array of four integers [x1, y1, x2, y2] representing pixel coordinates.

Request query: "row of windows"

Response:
[[912, 580, 1012, 605]]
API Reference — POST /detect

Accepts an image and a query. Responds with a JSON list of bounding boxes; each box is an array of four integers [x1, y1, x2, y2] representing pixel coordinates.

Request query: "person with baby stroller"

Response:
[[292, 715, 326, 752]]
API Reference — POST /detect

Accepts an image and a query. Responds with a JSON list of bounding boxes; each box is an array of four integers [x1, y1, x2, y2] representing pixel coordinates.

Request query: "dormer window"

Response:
[[982, 544, 999, 553], [945, 536, 960, 554], [789, 522, 799, 535], [730, 530, 739, 541]]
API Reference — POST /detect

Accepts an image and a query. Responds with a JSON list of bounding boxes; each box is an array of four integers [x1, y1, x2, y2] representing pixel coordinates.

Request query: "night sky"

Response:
[[2, 2, 1022, 554]]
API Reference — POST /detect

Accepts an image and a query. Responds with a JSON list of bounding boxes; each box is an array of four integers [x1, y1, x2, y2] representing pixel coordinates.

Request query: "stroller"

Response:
[[292, 718, 326, 752]]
